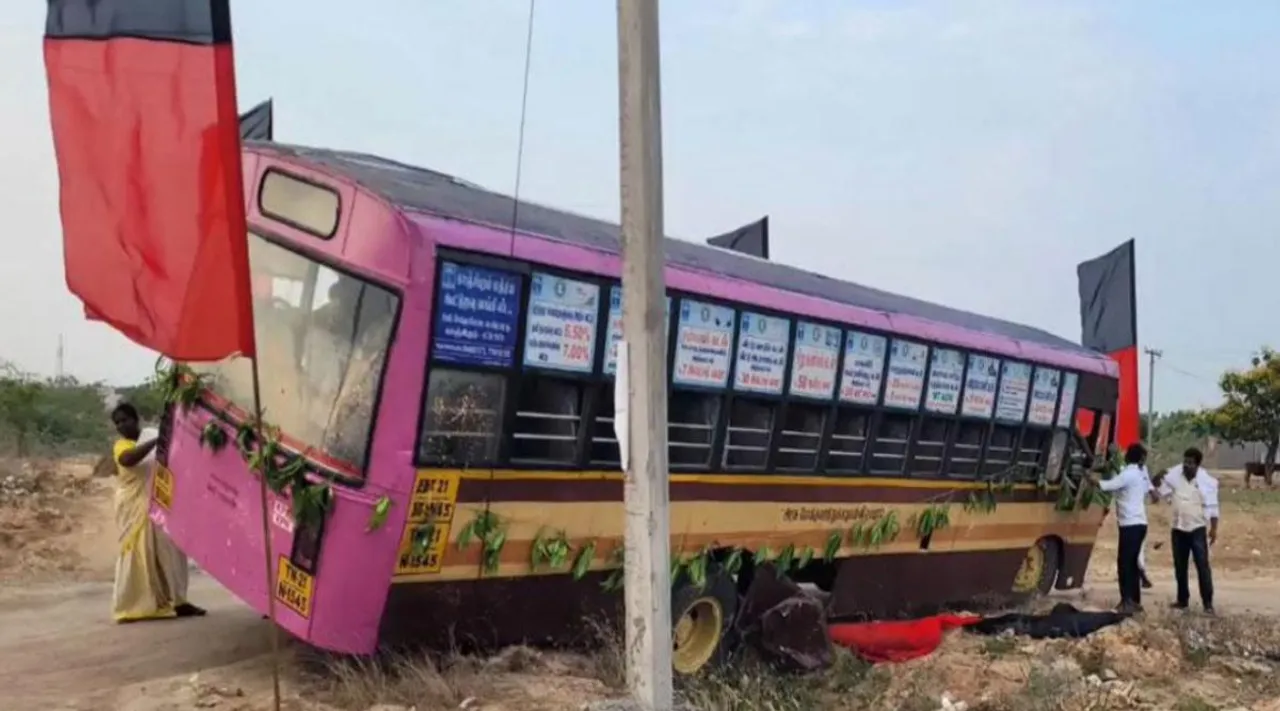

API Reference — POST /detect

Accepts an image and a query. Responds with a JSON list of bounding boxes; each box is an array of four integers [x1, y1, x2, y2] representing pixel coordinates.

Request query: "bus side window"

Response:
[[949, 421, 985, 478], [510, 377, 585, 465], [909, 417, 949, 477], [870, 413, 912, 475], [589, 386, 620, 468], [723, 397, 774, 470], [418, 369, 506, 466], [983, 425, 1019, 476], [1017, 429, 1049, 479], [776, 402, 826, 472], [827, 407, 870, 474], [669, 390, 719, 469]]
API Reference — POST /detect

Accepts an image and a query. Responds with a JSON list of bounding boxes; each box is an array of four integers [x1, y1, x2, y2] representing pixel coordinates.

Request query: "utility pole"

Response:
[[616, 0, 674, 709], [1144, 347, 1163, 433]]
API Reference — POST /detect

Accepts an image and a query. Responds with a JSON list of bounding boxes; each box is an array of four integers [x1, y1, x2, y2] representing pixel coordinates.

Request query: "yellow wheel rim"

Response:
[[1012, 544, 1045, 594], [672, 597, 724, 675]]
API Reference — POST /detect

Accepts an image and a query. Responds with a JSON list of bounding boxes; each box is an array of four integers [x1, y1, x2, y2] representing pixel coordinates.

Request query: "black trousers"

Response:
[[1116, 525, 1147, 606], [1172, 527, 1214, 609]]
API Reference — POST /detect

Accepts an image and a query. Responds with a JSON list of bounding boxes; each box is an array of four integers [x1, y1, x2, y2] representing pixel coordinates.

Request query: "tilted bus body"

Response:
[[154, 142, 1120, 671]]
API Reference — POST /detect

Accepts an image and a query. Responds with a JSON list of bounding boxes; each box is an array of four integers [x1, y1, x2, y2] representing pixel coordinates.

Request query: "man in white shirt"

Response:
[[1089, 443, 1152, 613], [1154, 447, 1219, 614]]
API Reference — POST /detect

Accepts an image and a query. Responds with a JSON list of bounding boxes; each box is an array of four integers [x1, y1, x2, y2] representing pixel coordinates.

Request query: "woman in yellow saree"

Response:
[[110, 403, 206, 622]]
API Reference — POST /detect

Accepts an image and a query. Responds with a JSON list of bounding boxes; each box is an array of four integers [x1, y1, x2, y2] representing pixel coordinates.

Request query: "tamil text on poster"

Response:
[[1027, 367, 1061, 426], [522, 272, 599, 373], [1056, 372, 1079, 428], [884, 339, 928, 409], [603, 286, 671, 375], [734, 311, 790, 394], [995, 361, 1032, 422], [790, 321, 840, 399], [924, 347, 964, 414], [432, 262, 521, 367], [839, 331, 887, 405], [961, 354, 999, 418], [674, 300, 735, 388]]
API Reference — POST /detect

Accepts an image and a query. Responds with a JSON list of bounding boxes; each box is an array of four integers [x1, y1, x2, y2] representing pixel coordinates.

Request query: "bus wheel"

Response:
[[671, 568, 737, 676], [1012, 537, 1060, 596]]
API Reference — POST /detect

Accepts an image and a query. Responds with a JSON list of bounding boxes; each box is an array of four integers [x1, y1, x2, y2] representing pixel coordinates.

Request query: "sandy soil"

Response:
[[2, 460, 1278, 711]]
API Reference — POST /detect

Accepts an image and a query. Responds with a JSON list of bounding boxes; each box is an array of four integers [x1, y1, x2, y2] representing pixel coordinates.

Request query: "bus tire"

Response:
[[1013, 536, 1061, 597], [671, 567, 737, 676]]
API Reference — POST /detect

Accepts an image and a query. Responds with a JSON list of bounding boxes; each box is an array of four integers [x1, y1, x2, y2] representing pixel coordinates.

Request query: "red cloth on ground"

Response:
[[828, 614, 982, 663]]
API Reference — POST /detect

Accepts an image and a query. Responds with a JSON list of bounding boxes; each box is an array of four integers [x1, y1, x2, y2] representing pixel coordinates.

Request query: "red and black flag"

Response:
[[1077, 239, 1139, 449], [707, 216, 770, 260], [45, 0, 255, 361]]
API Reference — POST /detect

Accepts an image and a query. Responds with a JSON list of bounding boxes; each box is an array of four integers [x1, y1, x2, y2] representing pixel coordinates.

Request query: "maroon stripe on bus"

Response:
[[452, 476, 1044, 505]]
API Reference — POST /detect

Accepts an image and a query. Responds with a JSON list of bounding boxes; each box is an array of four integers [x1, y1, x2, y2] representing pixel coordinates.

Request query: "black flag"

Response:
[[707, 216, 769, 259], [238, 99, 273, 141], [1077, 239, 1136, 354]]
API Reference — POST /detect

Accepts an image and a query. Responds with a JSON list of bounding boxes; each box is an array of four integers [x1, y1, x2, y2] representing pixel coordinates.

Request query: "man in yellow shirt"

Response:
[[110, 403, 205, 621]]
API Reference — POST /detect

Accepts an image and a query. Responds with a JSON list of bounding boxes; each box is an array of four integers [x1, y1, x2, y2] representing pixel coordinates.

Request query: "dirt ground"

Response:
[[2, 460, 1279, 711]]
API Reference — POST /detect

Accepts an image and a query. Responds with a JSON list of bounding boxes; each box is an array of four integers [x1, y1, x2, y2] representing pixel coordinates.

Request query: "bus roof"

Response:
[[255, 142, 1114, 372]]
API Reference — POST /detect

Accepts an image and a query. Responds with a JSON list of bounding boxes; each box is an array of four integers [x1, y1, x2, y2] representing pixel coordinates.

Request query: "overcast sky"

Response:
[[2, 1, 1278, 411]]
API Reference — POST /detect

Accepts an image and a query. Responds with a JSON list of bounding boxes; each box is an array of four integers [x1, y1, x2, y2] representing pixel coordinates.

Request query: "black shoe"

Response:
[[1170, 602, 1189, 610], [175, 603, 207, 618], [1203, 606, 1215, 616]]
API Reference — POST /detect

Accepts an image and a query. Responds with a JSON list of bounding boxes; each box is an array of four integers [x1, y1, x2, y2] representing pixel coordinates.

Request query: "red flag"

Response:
[[45, 0, 255, 361], [1077, 240, 1139, 449]]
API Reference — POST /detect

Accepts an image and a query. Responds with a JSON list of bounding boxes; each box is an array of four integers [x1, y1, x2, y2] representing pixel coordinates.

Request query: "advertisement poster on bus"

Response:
[[674, 300, 736, 388], [1027, 367, 1062, 426], [734, 312, 790, 394], [522, 272, 600, 373], [790, 321, 840, 399], [884, 339, 928, 409], [961, 354, 1000, 419], [603, 285, 671, 375], [432, 262, 521, 367], [924, 348, 964, 414], [996, 361, 1032, 422], [1056, 372, 1079, 429], [839, 331, 887, 405]]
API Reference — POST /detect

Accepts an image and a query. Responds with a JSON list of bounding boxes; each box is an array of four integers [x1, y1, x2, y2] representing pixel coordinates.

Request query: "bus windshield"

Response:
[[195, 233, 399, 474]]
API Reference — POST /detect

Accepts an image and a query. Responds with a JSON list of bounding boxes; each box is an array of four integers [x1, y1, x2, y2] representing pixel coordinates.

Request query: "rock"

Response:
[[366, 705, 416, 711], [581, 700, 693, 711], [1219, 657, 1273, 676], [758, 595, 833, 673], [1085, 674, 1102, 687], [1102, 668, 1118, 681]]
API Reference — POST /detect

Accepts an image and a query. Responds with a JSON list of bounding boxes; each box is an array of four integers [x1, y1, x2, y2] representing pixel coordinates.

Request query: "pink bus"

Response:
[[154, 142, 1119, 674]]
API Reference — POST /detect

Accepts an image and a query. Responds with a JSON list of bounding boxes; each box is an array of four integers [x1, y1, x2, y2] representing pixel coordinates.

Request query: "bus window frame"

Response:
[[257, 168, 343, 241], [414, 248, 1112, 485], [196, 226, 405, 490]]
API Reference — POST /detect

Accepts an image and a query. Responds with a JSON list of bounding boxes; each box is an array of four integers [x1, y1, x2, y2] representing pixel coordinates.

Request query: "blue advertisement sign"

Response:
[[432, 261, 521, 367]]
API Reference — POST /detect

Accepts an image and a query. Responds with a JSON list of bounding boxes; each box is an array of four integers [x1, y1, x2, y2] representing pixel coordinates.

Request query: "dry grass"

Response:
[[297, 605, 1280, 711]]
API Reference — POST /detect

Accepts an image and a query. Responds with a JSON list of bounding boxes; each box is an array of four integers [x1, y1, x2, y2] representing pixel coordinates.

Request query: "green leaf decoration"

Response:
[[686, 551, 709, 590], [199, 421, 228, 452], [796, 546, 815, 570], [775, 544, 796, 573], [824, 530, 843, 561], [724, 547, 745, 576], [366, 496, 392, 532], [572, 540, 597, 580]]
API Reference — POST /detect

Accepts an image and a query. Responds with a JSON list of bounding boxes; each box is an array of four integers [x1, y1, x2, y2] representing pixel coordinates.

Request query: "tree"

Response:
[[0, 368, 43, 456], [1198, 347, 1280, 475], [117, 376, 166, 422]]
